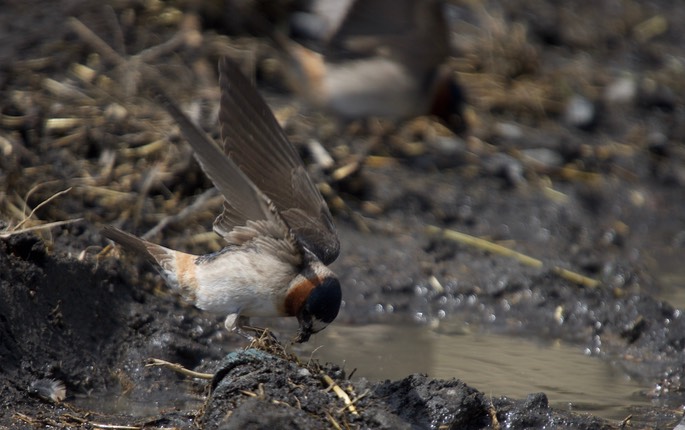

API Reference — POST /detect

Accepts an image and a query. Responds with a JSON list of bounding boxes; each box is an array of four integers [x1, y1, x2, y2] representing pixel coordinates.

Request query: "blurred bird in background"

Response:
[[280, 0, 467, 134]]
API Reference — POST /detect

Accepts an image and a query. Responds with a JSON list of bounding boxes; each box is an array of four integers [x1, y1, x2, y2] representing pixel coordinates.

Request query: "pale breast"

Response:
[[192, 248, 298, 317]]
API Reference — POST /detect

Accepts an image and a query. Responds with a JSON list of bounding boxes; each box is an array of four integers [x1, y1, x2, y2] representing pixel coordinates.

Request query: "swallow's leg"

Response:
[[224, 314, 255, 340], [224, 314, 278, 342]]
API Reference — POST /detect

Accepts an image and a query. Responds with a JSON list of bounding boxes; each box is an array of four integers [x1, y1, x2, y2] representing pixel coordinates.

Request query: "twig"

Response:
[[67, 17, 125, 67], [240, 383, 265, 399], [331, 160, 361, 181], [15, 187, 73, 231], [551, 267, 600, 289], [146, 358, 213, 379], [142, 188, 219, 240], [136, 29, 195, 63], [306, 138, 335, 170], [426, 225, 600, 288], [426, 225, 542, 268], [338, 389, 369, 414], [305, 345, 325, 368], [325, 411, 343, 430], [67, 15, 198, 86], [322, 373, 358, 416], [91, 423, 142, 430], [132, 164, 160, 229], [488, 400, 501, 430], [103, 4, 127, 56], [15, 412, 142, 430], [0, 219, 83, 239]]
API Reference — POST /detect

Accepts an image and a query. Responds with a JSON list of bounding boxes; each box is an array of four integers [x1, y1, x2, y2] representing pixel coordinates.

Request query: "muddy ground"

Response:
[[1, 0, 685, 428]]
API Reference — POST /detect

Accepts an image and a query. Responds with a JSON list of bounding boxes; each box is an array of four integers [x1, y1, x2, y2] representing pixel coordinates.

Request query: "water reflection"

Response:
[[300, 322, 652, 421]]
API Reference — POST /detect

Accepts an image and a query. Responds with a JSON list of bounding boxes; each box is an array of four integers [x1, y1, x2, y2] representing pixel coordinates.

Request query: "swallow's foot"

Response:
[[225, 314, 254, 340], [224, 314, 278, 342]]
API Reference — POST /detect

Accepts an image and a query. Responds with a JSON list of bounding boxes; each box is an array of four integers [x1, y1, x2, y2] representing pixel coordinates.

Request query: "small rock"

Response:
[[482, 153, 525, 186], [604, 75, 637, 104], [564, 95, 596, 129]]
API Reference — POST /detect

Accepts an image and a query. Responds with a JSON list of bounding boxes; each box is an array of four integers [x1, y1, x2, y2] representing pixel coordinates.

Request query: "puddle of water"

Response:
[[70, 322, 654, 423], [71, 381, 204, 418], [301, 322, 653, 422]]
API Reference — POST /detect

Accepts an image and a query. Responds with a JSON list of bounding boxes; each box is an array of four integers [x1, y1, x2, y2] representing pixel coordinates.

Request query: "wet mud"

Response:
[[1, 0, 685, 428]]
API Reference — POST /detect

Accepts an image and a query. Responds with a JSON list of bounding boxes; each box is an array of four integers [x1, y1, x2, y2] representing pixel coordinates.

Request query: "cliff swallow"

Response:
[[103, 58, 341, 343], [281, 0, 466, 133]]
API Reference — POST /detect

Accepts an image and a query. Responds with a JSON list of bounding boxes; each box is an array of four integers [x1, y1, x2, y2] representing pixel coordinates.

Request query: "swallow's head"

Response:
[[296, 275, 341, 342], [286, 268, 342, 343]]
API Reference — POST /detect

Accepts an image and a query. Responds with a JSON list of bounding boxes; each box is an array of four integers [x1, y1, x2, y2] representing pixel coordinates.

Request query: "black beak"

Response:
[[295, 315, 313, 343], [295, 330, 312, 343]]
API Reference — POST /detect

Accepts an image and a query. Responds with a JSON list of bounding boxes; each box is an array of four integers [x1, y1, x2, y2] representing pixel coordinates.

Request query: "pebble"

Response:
[[482, 153, 525, 186], [604, 75, 637, 104], [564, 94, 596, 129]]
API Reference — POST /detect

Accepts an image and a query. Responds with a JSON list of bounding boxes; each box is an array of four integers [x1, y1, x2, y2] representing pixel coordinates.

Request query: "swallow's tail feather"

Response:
[[101, 226, 199, 299], [101, 226, 174, 269]]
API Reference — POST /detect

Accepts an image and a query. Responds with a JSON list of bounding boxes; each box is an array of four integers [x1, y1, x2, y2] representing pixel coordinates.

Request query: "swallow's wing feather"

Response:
[[156, 86, 297, 254], [279, 164, 339, 264], [156, 88, 269, 228], [218, 57, 340, 264]]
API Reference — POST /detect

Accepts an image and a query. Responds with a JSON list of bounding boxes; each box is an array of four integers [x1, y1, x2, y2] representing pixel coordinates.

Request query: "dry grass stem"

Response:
[[143, 188, 219, 240], [145, 358, 213, 379], [427, 225, 600, 288], [325, 411, 344, 430], [0, 219, 83, 239], [19, 187, 72, 223], [322, 373, 358, 416]]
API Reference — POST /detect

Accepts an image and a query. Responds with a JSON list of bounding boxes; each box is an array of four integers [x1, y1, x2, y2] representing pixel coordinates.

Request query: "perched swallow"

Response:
[[103, 58, 342, 343], [281, 0, 466, 133]]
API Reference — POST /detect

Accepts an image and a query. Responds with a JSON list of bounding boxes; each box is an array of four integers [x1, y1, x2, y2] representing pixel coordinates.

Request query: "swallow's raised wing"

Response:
[[155, 81, 299, 261], [216, 58, 340, 265]]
